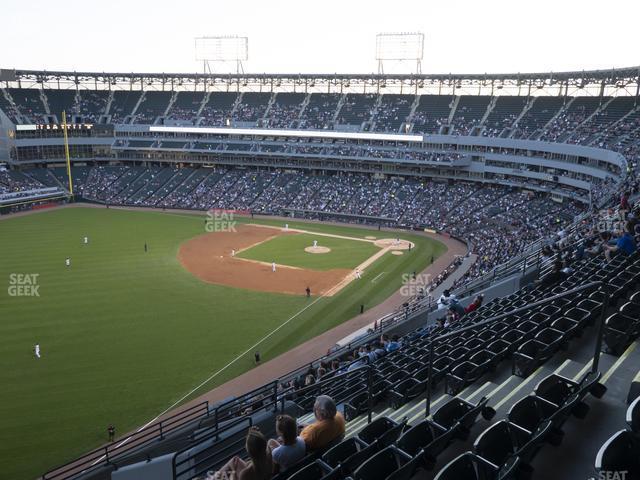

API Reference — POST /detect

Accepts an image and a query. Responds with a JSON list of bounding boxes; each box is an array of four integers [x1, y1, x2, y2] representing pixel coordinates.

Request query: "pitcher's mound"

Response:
[[305, 246, 331, 254], [374, 238, 414, 250]]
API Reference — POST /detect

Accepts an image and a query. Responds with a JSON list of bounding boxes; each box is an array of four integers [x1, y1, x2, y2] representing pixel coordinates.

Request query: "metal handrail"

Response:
[[42, 401, 210, 479], [424, 280, 608, 417], [172, 416, 253, 479]]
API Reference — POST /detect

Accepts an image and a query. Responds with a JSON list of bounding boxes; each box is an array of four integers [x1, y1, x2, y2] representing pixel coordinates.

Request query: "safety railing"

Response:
[[42, 401, 210, 479]]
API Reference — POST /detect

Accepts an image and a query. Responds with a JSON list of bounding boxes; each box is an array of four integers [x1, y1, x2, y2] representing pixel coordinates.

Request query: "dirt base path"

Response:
[[178, 224, 351, 296]]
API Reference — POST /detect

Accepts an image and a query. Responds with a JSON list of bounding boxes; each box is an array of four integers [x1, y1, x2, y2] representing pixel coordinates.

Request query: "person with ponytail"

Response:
[[214, 426, 272, 480]]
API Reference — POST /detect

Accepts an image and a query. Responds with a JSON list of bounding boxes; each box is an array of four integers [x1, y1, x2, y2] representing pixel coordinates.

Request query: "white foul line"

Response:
[[371, 272, 386, 283], [91, 280, 342, 466]]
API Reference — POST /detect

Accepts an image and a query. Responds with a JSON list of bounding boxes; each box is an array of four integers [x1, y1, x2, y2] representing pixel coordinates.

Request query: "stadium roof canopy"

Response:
[[2, 66, 639, 95]]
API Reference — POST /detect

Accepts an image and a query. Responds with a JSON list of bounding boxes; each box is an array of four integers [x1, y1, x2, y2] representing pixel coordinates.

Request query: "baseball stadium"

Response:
[[2, 5, 640, 480]]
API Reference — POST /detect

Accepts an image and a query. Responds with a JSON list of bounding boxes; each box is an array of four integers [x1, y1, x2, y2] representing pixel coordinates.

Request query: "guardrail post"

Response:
[[592, 281, 608, 374], [367, 364, 373, 424], [425, 340, 435, 418], [214, 407, 219, 441]]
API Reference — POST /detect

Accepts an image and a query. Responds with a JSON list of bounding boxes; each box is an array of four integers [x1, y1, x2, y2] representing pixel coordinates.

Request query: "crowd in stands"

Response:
[[5, 161, 587, 289], [0, 170, 47, 194], [19, 165, 580, 288]]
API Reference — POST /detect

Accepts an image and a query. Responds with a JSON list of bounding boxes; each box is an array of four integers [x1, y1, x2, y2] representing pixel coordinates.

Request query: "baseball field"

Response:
[[0, 205, 447, 479]]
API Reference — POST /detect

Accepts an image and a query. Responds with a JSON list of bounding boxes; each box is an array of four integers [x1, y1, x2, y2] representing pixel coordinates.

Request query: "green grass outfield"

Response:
[[237, 232, 380, 270], [0, 206, 446, 479]]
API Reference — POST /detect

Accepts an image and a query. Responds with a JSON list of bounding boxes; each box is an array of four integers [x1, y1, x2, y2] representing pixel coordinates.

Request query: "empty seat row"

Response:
[[434, 371, 606, 479]]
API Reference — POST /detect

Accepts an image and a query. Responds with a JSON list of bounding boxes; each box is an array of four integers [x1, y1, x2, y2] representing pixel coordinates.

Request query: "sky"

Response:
[[2, 0, 639, 75]]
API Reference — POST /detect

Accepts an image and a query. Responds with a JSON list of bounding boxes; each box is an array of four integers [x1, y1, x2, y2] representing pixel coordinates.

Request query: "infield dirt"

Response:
[[178, 224, 353, 295]]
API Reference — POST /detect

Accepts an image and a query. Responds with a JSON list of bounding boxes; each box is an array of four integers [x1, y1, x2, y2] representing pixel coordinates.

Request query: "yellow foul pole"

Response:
[[61, 110, 74, 197]]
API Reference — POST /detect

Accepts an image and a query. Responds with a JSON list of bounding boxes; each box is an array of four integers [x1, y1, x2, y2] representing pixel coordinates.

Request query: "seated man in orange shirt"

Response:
[[299, 395, 345, 451]]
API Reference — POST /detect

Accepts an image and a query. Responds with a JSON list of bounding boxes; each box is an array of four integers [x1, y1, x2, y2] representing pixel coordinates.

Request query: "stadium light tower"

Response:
[[375, 32, 424, 74], [194, 35, 248, 74]]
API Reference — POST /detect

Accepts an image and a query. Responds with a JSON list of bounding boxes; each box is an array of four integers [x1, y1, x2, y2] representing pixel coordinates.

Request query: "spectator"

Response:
[[621, 191, 631, 211], [449, 298, 466, 318], [385, 335, 401, 353], [464, 295, 484, 314], [299, 395, 345, 451], [214, 427, 272, 480], [268, 415, 306, 473], [438, 289, 456, 310], [605, 221, 637, 261]]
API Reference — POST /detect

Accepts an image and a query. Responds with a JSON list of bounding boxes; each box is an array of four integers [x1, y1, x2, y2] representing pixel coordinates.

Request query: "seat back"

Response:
[[386, 451, 423, 480], [287, 460, 333, 480], [433, 398, 468, 429], [353, 446, 402, 480], [473, 420, 516, 466], [358, 417, 397, 445], [595, 430, 640, 474], [396, 420, 437, 456], [433, 452, 491, 480], [626, 395, 640, 434], [508, 396, 547, 432], [322, 437, 365, 468], [535, 374, 575, 405]]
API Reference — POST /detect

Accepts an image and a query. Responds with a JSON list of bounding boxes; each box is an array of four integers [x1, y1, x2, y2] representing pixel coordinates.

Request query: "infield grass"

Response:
[[0, 206, 446, 479], [237, 232, 380, 270]]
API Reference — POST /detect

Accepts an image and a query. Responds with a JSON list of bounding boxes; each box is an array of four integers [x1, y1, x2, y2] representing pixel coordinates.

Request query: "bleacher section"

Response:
[[234, 92, 272, 125], [77, 90, 109, 123], [373, 95, 414, 133], [200, 92, 238, 127], [483, 96, 529, 137], [0, 89, 20, 123], [450, 96, 492, 136], [109, 91, 143, 124], [267, 93, 306, 128], [3, 89, 637, 158], [2, 87, 638, 156], [337, 94, 376, 128], [539, 96, 603, 143], [298, 93, 341, 130], [7, 88, 47, 124], [511, 97, 566, 140], [567, 96, 637, 145], [134, 91, 172, 125], [166, 92, 207, 125], [411, 95, 454, 134], [45, 89, 77, 122]]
